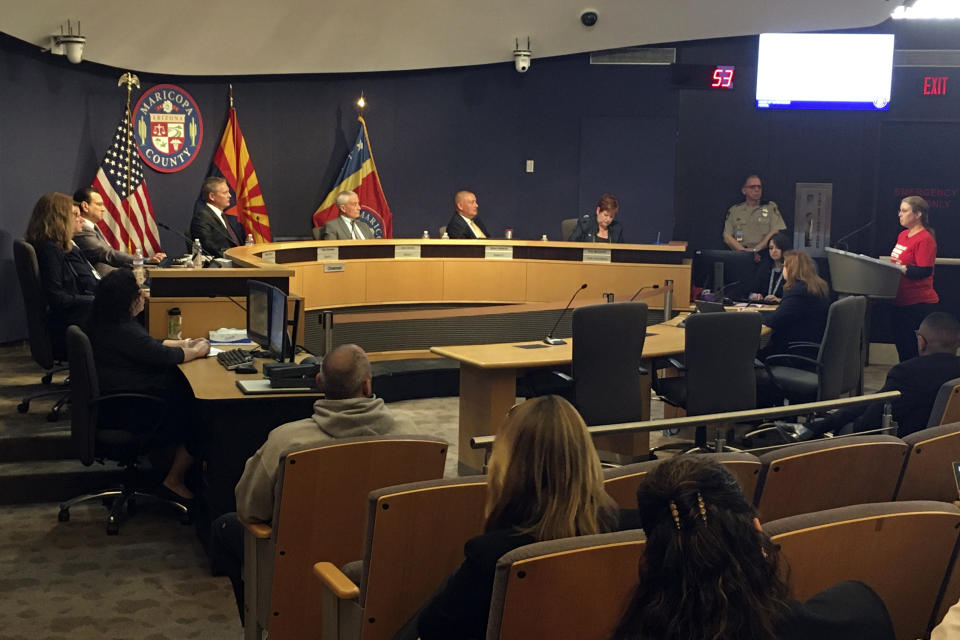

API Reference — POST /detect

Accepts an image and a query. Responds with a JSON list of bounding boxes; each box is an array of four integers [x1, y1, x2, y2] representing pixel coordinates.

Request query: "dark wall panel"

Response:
[[4, 20, 960, 341]]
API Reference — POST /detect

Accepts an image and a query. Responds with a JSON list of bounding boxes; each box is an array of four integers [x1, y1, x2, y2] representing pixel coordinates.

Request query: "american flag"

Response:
[[91, 111, 162, 256]]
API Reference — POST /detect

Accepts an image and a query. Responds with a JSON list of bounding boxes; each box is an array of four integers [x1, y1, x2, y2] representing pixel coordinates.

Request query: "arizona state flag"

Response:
[[208, 105, 271, 242], [312, 117, 393, 237]]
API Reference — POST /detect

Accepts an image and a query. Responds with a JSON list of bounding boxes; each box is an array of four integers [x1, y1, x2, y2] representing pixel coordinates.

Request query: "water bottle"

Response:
[[245, 233, 254, 246], [132, 250, 145, 286], [191, 238, 203, 269]]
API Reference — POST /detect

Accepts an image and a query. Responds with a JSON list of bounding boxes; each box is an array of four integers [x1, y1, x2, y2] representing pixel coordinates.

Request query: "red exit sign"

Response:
[[923, 76, 948, 95]]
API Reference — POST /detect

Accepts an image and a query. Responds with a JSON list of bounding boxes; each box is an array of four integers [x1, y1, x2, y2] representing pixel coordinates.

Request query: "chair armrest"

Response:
[[666, 357, 686, 372], [553, 371, 573, 383], [764, 354, 821, 370], [92, 392, 166, 406], [242, 521, 272, 539], [313, 562, 360, 600], [638, 366, 649, 376]]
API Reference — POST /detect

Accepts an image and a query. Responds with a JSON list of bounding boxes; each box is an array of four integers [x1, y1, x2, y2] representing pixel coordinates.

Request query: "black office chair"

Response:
[[58, 325, 189, 535], [13, 238, 69, 420], [570, 302, 649, 425], [764, 295, 866, 404], [654, 312, 763, 450]]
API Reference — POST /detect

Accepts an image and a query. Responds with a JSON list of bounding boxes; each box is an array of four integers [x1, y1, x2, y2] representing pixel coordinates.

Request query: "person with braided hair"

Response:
[[613, 456, 893, 640]]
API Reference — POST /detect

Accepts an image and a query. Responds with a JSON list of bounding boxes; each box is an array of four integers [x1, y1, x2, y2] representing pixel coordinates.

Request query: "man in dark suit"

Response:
[[445, 190, 489, 239], [189, 177, 245, 257], [807, 311, 960, 438], [73, 187, 166, 276], [321, 190, 374, 239]]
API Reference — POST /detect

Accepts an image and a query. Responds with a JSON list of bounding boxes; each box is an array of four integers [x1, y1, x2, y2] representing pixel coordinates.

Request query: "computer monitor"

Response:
[[246, 279, 296, 362], [693, 250, 758, 302]]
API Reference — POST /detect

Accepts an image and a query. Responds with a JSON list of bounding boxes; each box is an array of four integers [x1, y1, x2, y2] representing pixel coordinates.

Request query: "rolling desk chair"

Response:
[[13, 238, 69, 420]]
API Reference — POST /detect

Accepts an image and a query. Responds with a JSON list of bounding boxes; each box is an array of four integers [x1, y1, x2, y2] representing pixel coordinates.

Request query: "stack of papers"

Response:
[[209, 328, 251, 344]]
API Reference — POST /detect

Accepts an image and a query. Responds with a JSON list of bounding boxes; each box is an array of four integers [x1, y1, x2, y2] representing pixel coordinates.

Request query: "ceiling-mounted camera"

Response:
[[580, 11, 599, 27], [513, 37, 531, 73]]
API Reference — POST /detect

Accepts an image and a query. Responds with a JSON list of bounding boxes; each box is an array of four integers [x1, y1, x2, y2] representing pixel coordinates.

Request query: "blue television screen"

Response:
[[756, 33, 894, 111]]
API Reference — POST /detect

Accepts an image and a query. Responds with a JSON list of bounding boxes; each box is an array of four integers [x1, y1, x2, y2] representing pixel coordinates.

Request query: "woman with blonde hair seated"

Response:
[[613, 456, 893, 640], [416, 395, 620, 640], [759, 249, 830, 358]]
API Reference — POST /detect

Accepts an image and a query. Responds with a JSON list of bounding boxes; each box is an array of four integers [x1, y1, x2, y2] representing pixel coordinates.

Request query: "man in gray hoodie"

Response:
[[210, 343, 414, 619]]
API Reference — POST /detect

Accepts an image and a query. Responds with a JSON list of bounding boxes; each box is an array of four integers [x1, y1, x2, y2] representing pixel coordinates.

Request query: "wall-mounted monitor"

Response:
[[756, 33, 895, 111]]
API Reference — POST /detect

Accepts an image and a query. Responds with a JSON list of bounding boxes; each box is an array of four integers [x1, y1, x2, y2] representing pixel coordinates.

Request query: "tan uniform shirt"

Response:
[[723, 201, 786, 248]]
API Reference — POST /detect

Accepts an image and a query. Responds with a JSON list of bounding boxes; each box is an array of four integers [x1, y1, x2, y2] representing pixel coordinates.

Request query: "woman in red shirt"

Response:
[[890, 195, 939, 361]]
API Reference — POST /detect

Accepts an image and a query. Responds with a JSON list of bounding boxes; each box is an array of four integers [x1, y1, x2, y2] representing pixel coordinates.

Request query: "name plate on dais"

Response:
[[582, 248, 611, 263], [394, 245, 422, 259], [484, 245, 514, 260], [316, 247, 339, 262], [261, 250, 276, 264], [323, 263, 345, 273]]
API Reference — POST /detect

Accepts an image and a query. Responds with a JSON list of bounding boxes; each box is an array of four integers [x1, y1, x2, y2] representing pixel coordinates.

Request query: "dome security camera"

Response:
[[513, 37, 532, 73], [581, 11, 599, 27]]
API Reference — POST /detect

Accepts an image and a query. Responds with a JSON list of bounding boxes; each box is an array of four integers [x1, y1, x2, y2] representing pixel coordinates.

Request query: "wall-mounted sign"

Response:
[[132, 84, 204, 173], [923, 76, 948, 96]]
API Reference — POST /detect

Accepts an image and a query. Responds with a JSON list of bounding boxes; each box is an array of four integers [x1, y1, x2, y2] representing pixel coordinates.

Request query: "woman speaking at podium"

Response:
[[890, 196, 939, 362]]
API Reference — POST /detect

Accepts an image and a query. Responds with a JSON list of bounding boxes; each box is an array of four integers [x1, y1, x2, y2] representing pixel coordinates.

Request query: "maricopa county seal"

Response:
[[132, 84, 203, 173]]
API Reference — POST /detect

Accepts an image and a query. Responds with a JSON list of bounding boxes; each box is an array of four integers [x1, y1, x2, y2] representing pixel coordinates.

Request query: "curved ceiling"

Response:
[[3, 0, 897, 75]]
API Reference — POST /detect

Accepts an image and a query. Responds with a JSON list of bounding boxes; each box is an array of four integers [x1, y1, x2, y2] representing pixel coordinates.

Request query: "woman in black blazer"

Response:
[[416, 395, 620, 640], [25, 192, 99, 357], [90, 269, 211, 505], [568, 193, 624, 243], [759, 250, 830, 358]]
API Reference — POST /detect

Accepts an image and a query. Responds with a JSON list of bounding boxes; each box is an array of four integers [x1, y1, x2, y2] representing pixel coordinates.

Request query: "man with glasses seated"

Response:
[[722, 174, 786, 257]]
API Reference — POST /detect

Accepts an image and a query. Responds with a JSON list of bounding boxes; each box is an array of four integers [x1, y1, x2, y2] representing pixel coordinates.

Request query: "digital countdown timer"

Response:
[[711, 66, 735, 89], [670, 64, 736, 90]]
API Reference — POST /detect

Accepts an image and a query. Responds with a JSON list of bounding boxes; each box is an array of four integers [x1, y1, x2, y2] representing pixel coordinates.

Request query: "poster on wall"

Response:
[[793, 183, 832, 258]]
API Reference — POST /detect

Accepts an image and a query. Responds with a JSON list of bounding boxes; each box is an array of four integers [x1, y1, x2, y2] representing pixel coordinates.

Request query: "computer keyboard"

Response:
[[217, 348, 254, 370]]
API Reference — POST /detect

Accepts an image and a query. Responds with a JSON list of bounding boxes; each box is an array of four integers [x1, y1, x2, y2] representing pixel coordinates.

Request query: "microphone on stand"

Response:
[[629, 283, 660, 302], [700, 280, 740, 304], [156, 220, 218, 266], [544, 284, 588, 345], [833, 220, 875, 251]]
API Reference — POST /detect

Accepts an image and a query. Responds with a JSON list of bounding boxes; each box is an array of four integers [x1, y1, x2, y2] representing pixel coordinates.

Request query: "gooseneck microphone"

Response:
[[544, 283, 588, 345], [629, 283, 659, 302], [156, 220, 212, 256], [833, 220, 875, 251]]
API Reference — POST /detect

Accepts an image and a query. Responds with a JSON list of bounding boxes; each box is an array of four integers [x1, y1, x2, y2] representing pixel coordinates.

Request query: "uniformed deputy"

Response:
[[722, 174, 786, 253]]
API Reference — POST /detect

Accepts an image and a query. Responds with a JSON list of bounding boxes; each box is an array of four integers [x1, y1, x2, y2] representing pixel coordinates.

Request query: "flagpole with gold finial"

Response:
[[117, 72, 140, 201]]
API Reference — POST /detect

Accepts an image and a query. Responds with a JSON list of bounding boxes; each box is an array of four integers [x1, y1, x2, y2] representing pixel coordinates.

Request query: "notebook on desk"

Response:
[[236, 379, 314, 395]]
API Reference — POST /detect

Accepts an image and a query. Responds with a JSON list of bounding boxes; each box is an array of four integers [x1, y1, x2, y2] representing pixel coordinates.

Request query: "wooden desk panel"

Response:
[[366, 261, 445, 302], [226, 240, 690, 312], [147, 296, 305, 344], [442, 261, 528, 302]]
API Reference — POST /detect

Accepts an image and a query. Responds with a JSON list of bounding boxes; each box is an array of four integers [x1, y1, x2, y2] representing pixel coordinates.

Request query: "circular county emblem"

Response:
[[132, 84, 203, 173], [359, 207, 384, 238]]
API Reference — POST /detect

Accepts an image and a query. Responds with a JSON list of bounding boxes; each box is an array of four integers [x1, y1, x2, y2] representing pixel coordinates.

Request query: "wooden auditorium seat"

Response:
[[241, 435, 448, 640], [928, 377, 960, 427], [765, 501, 960, 640], [602, 452, 762, 510], [896, 423, 960, 503], [485, 530, 645, 640], [314, 475, 487, 640], [753, 435, 907, 522]]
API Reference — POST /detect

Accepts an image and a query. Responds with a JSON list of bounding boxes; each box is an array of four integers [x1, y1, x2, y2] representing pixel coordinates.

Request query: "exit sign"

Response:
[[923, 76, 948, 95]]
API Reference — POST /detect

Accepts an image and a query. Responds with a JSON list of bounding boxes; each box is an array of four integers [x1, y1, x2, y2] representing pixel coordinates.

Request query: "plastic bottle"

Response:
[[192, 238, 203, 269], [167, 307, 182, 340], [132, 250, 145, 286], [245, 233, 254, 246]]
